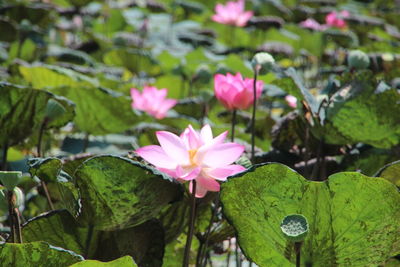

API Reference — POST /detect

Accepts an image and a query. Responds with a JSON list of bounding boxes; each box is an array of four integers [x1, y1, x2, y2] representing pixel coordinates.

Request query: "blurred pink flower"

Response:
[[212, 0, 253, 27], [325, 10, 350, 29], [214, 72, 264, 110], [299, 18, 327, 31], [285, 95, 297, 108], [136, 124, 245, 198], [130, 86, 177, 119]]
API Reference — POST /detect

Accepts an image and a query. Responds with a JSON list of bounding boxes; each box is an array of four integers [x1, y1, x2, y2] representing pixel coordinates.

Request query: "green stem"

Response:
[[14, 208, 23, 243], [251, 71, 258, 162], [226, 239, 231, 267], [7, 191, 16, 243], [37, 120, 47, 158], [85, 224, 94, 258], [295, 242, 302, 267], [2, 142, 8, 171], [41, 181, 55, 210], [182, 180, 197, 267], [235, 243, 241, 267], [37, 119, 55, 210], [82, 133, 90, 153], [231, 109, 237, 142], [199, 195, 220, 267]]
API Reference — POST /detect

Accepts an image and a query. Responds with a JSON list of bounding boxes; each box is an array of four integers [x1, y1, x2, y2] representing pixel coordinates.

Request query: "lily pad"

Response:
[[20, 65, 138, 135], [0, 82, 74, 146], [70, 256, 137, 267], [325, 72, 400, 148], [74, 155, 183, 230], [23, 210, 164, 266], [375, 160, 400, 187], [0, 241, 83, 267], [221, 163, 400, 266]]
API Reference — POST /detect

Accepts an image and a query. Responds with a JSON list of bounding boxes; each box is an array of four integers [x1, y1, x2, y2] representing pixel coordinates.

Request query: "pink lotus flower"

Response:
[[212, 0, 253, 27], [325, 10, 350, 29], [285, 95, 297, 108], [130, 86, 177, 119], [136, 124, 245, 198], [214, 72, 264, 110], [299, 18, 327, 31]]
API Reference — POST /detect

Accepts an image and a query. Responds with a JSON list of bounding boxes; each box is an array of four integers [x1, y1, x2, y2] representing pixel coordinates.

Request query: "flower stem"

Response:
[[251, 71, 258, 162], [7, 191, 16, 243], [37, 119, 55, 210], [226, 239, 231, 267], [182, 180, 197, 267], [37, 119, 47, 158], [2, 142, 8, 171], [7, 190, 22, 243], [231, 109, 237, 142], [199, 195, 220, 267], [295, 242, 302, 267]]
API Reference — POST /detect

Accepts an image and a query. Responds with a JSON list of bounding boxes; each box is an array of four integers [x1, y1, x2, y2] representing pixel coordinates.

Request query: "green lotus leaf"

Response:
[[221, 163, 400, 266], [69, 256, 137, 267], [0, 241, 83, 267], [74, 155, 183, 230]]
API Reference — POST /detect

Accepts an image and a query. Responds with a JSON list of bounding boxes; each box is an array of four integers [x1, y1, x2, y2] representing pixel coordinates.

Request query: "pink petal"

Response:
[[212, 15, 228, 24], [200, 124, 213, 144], [130, 88, 144, 109], [136, 145, 177, 169], [201, 143, 245, 167], [212, 131, 228, 145], [158, 167, 179, 178], [235, 11, 253, 27], [197, 176, 220, 191], [155, 99, 177, 119], [156, 131, 189, 165], [205, 165, 246, 181], [189, 181, 208, 198], [177, 166, 201, 181]]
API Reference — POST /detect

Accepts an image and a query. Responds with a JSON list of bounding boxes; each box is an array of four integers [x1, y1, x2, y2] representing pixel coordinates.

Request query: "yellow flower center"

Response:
[[188, 149, 197, 166]]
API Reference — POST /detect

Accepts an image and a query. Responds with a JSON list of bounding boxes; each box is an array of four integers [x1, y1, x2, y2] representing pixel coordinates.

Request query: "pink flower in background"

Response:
[[325, 10, 350, 29], [299, 18, 327, 31], [285, 95, 297, 108], [130, 86, 177, 119], [214, 73, 264, 110], [212, 0, 253, 27], [136, 124, 245, 198]]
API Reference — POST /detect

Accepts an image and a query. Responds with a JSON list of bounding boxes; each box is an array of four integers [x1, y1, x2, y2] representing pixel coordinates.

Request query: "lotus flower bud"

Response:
[[45, 99, 66, 122], [348, 50, 370, 70], [252, 52, 275, 75], [0, 187, 24, 212], [0, 171, 22, 191]]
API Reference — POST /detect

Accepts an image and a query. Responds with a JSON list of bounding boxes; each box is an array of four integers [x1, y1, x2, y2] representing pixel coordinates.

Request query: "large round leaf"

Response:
[[375, 160, 400, 187], [70, 256, 137, 267], [221, 163, 400, 266], [19, 65, 138, 135], [0, 82, 74, 146], [23, 210, 164, 266], [325, 72, 400, 148], [75, 155, 183, 230], [0, 241, 83, 267]]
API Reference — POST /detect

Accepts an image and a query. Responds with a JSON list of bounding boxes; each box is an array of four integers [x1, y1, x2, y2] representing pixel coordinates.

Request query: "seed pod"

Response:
[[251, 52, 275, 75], [348, 50, 370, 70], [280, 214, 309, 242]]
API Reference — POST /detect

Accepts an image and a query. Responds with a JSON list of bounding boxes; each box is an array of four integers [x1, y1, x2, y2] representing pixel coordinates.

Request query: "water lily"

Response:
[[285, 95, 297, 108], [325, 10, 350, 29], [214, 72, 264, 110], [136, 124, 245, 198], [299, 18, 327, 31], [212, 0, 253, 27], [130, 86, 177, 119]]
